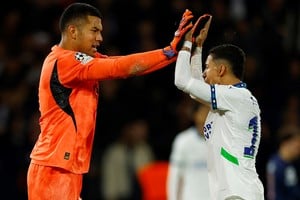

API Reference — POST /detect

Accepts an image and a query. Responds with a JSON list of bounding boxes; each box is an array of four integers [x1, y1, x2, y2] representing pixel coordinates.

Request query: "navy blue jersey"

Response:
[[267, 154, 300, 200]]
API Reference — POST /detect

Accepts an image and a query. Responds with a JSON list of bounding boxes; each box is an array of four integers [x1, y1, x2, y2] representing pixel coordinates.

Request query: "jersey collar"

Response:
[[233, 82, 247, 88]]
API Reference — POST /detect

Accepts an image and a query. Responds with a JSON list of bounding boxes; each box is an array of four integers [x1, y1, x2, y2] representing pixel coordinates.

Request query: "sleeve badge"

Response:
[[75, 52, 93, 64]]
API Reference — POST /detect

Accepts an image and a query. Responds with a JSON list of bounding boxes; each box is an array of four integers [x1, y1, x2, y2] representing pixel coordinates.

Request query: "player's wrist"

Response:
[[181, 41, 192, 52], [195, 46, 202, 53], [163, 46, 177, 59], [183, 41, 192, 49]]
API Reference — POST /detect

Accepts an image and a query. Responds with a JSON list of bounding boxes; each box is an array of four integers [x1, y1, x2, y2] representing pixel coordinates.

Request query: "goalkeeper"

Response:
[[26, 2, 193, 200]]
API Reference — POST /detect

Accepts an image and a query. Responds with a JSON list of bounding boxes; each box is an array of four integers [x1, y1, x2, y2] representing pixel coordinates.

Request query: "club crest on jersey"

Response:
[[75, 52, 93, 64]]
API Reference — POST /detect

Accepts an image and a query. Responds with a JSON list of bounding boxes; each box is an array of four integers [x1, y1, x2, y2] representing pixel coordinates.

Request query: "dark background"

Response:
[[0, 0, 299, 199]]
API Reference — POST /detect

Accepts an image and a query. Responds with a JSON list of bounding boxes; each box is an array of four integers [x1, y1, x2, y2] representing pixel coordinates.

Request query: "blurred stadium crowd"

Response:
[[0, 0, 299, 199]]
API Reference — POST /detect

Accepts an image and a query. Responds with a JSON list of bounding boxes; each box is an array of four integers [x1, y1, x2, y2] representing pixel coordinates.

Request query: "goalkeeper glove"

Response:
[[163, 9, 193, 58]]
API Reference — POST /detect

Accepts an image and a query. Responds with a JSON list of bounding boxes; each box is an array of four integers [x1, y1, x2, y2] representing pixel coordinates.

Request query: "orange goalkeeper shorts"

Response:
[[27, 163, 83, 200]]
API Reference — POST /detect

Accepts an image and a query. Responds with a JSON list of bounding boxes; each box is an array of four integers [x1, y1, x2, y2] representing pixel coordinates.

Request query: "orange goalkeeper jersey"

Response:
[[30, 45, 175, 174]]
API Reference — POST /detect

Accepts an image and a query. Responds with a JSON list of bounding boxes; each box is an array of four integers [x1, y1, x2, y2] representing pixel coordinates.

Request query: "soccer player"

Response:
[[167, 103, 211, 200], [26, 3, 193, 200], [174, 15, 265, 199], [266, 125, 300, 200]]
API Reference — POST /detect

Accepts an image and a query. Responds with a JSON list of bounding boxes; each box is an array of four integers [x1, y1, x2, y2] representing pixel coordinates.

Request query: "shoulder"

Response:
[[214, 84, 259, 108], [52, 46, 96, 66], [214, 84, 250, 96], [103, 143, 124, 156]]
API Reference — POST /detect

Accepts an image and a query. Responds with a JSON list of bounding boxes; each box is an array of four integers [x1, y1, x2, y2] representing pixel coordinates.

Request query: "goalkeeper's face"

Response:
[[75, 15, 103, 57]]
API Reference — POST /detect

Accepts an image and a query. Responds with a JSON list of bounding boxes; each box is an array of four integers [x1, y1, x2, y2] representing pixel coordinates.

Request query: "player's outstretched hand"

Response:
[[172, 10, 194, 47], [192, 14, 212, 47], [163, 9, 193, 58]]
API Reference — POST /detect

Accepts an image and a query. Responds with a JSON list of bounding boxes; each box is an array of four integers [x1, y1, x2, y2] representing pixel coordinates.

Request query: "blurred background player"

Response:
[[100, 118, 154, 200], [174, 15, 264, 199], [26, 2, 194, 200], [167, 102, 210, 200], [266, 125, 300, 200]]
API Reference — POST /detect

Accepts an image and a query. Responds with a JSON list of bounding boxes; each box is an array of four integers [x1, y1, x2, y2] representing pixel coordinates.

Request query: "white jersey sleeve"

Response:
[[190, 47, 204, 80], [189, 47, 206, 101], [174, 49, 211, 104]]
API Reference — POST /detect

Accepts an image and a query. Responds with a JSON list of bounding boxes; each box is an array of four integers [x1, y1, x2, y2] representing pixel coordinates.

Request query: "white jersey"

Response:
[[174, 47, 264, 200], [167, 127, 210, 200]]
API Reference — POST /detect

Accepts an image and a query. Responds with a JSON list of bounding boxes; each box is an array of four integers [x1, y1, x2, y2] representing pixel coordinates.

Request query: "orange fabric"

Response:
[[30, 45, 175, 174], [27, 163, 82, 200], [137, 161, 169, 200], [85, 47, 176, 80]]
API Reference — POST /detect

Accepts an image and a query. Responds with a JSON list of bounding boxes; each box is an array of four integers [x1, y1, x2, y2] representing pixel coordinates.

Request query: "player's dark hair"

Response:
[[59, 2, 102, 32], [209, 44, 246, 80]]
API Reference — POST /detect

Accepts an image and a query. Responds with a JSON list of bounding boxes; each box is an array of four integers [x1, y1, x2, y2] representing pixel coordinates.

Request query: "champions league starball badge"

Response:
[[75, 52, 93, 64]]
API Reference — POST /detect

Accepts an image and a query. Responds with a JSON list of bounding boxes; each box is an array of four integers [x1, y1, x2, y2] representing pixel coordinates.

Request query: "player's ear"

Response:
[[68, 25, 77, 40], [218, 64, 227, 77]]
